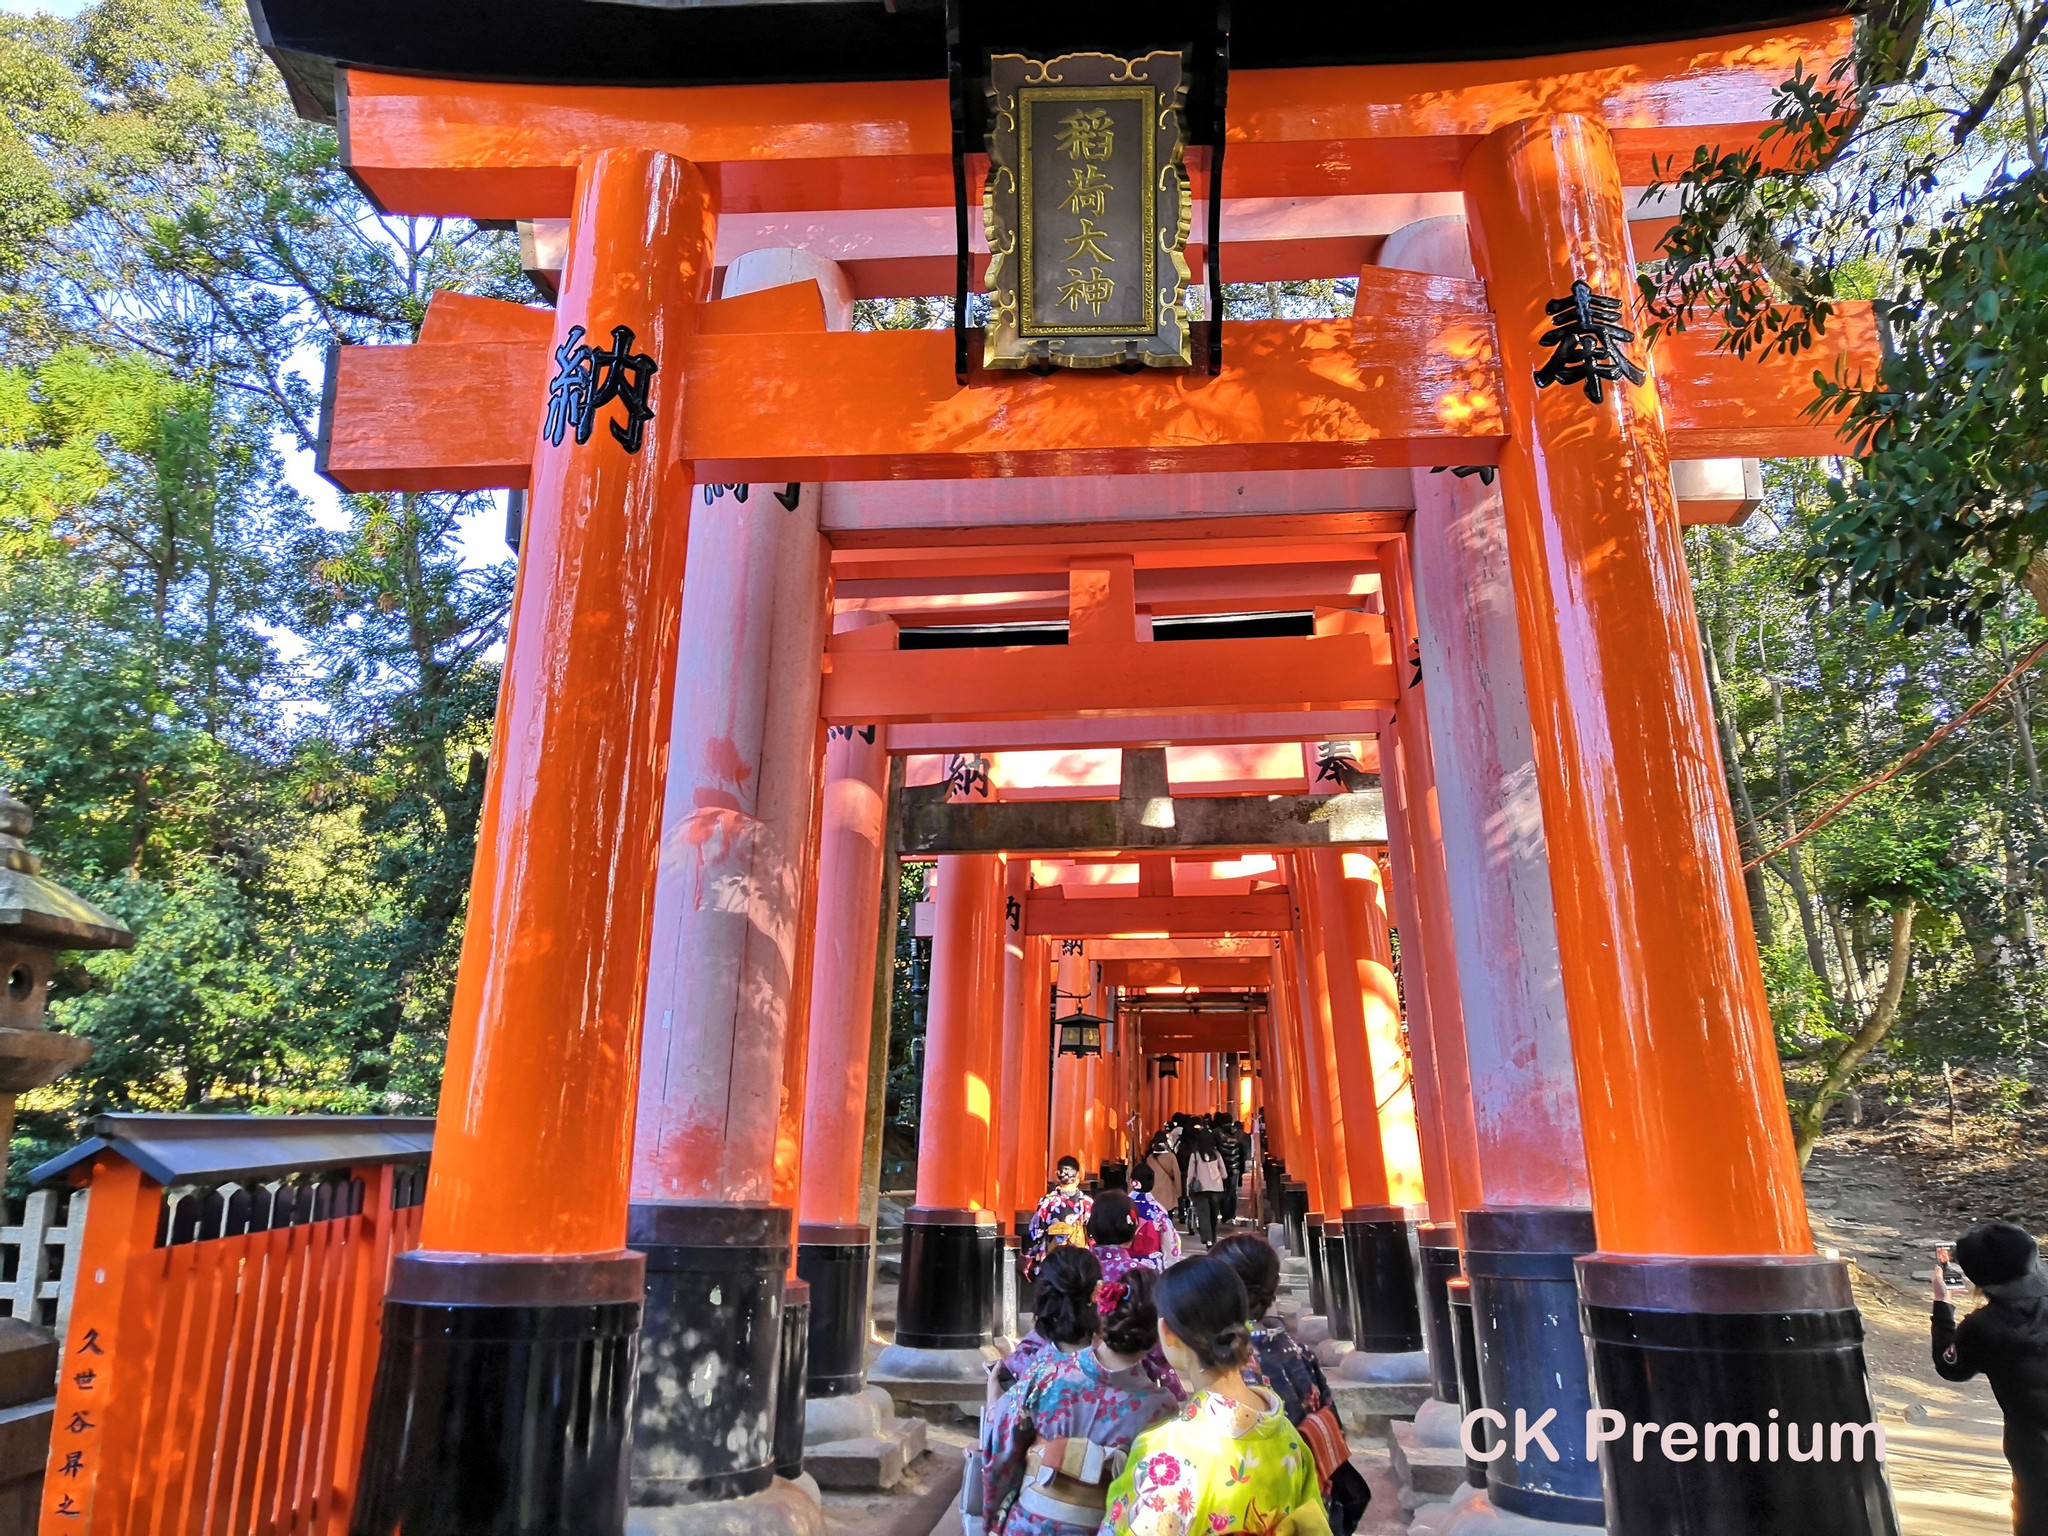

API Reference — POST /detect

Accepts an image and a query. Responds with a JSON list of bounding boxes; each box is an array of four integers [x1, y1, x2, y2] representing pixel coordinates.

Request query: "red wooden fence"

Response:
[[31, 1119, 429, 1534]]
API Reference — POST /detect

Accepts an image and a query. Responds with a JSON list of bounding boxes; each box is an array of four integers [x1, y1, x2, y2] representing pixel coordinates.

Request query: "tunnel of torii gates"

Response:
[[227, 0, 1903, 1532]]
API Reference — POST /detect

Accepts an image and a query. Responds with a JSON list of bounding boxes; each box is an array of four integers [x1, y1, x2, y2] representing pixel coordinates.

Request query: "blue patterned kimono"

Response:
[[968, 1345, 1179, 1535]]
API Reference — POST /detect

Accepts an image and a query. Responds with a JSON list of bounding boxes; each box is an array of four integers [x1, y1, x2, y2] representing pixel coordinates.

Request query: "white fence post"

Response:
[[1, 1186, 88, 1335]]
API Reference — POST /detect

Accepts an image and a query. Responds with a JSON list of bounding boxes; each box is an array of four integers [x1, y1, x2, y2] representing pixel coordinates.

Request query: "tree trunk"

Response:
[[1702, 616, 1776, 945], [2012, 681, 2043, 801], [1793, 899, 1918, 1164], [1828, 907, 1868, 1016], [1769, 677, 1835, 996]]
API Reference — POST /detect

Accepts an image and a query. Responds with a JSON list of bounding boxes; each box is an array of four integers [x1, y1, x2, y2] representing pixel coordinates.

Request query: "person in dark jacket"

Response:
[[1934, 1220, 2048, 1536]]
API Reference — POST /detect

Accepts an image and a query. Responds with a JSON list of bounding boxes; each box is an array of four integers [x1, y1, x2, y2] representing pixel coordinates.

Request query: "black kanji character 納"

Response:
[[944, 754, 992, 800], [544, 324, 659, 452], [1532, 280, 1646, 404]]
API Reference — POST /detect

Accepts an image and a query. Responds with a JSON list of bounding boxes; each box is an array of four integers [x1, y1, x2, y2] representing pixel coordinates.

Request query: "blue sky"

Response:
[[0, 0, 89, 14]]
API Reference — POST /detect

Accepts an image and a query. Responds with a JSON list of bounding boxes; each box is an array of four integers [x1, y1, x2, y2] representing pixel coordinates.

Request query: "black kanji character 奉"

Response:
[[1314, 743, 1364, 788], [544, 323, 659, 452], [1532, 280, 1646, 404]]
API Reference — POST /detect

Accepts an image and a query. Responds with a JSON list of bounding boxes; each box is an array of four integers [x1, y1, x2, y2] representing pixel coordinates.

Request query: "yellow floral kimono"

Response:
[[1099, 1384, 1332, 1536]]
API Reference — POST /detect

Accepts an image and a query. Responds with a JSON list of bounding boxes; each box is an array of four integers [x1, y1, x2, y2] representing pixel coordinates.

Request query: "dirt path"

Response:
[[1806, 1140, 2013, 1534]]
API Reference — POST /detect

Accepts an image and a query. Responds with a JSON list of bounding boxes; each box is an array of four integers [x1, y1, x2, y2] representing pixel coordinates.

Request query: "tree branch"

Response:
[[1953, 2, 2048, 143]]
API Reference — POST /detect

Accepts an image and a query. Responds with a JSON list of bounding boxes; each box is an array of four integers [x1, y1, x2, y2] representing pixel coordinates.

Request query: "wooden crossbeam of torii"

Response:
[[900, 747, 1383, 855], [1097, 958, 1273, 988], [824, 559, 1401, 721], [1136, 1014, 1267, 1052], [1025, 893, 1293, 938], [329, 20, 1855, 220], [319, 278, 1880, 492]]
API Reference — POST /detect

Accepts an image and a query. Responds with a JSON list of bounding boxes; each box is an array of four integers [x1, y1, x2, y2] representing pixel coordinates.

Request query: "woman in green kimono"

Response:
[[1100, 1257, 1331, 1536]]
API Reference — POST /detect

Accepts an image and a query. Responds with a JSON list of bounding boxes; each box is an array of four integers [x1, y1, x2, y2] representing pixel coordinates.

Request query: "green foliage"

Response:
[[1810, 172, 2048, 636], [0, 0, 521, 1191], [1646, 0, 2048, 634], [1689, 462, 2048, 1134]]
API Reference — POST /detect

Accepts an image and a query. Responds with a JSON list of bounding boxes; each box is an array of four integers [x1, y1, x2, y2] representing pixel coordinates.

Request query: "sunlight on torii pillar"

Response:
[[1464, 112, 1895, 1536], [351, 149, 710, 1536], [875, 772, 1008, 1381], [1378, 713, 1477, 1408], [1385, 211, 1603, 1521], [796, 612, 897, 1402], [625, 245, 848, 1509]]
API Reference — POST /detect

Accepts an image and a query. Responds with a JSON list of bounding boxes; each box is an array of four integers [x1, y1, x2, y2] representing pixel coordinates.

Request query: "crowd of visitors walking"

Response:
[[967, 1113, 1367, 1536]]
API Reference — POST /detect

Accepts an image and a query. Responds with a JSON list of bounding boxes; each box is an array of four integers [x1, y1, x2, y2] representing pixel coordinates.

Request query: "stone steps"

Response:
[[1391, 1414, 1471, 1506]]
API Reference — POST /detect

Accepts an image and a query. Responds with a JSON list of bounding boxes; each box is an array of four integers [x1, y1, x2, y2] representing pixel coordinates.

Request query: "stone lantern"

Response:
[[0, 787, 129, 1191], [0, 788, 128, 1524]]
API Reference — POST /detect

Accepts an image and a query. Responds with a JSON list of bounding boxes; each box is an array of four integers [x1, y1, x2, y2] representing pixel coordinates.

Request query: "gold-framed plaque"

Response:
[[982, 50, 1192, 370]]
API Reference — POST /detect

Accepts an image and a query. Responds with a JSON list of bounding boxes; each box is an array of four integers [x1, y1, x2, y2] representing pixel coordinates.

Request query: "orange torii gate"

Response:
[[35, 4, 1899, 1535]]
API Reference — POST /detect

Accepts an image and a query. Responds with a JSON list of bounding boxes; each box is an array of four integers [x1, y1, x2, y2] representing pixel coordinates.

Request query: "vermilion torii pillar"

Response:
[[796, 618, 895, 1404], [1306, 848, 1432, 1374], [350, 149, 710, 1536], [1465, 115, 1896, 1536], [991, 858, 1034, 1317], [1296, 860, 1364, 1341], [623, 247, 845, 1520], [1388, 211, 1606, 1526], [1378, 713, 1482, 1409], [874, 841, 1006, 1391], [1280, 902, 1346, 1326], [1006, 929, 1055, 1238]]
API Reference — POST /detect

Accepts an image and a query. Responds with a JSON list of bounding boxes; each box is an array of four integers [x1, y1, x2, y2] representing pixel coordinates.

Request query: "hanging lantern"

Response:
[[1056, 1008, 1106, 1058], [1155, 1053, 1180, 1079]]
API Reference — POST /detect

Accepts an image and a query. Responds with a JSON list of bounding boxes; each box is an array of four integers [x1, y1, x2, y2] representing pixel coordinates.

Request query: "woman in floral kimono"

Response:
[[1131, 1162, 1183, 1268], [1212, 1234, 1370, 1534], [1101, 1257, 1331, 1536], [963, 1248, 1178, 1535], [1025, 1155, 1093, 1280], [1088, 1190, 1155, 1282]]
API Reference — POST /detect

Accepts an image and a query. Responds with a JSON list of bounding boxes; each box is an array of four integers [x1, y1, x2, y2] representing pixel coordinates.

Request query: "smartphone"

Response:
[[1935, 1244, 1966, 1287]]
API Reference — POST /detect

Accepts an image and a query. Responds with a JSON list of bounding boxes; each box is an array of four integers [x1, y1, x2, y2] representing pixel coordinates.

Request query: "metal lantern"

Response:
[[1154, 1053, 1180, 1079], [1055, 1008, 1106, 1058]]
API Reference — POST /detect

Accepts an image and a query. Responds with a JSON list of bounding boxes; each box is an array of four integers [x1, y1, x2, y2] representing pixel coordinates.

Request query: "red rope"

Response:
[[1743, 634, 2048, 871]]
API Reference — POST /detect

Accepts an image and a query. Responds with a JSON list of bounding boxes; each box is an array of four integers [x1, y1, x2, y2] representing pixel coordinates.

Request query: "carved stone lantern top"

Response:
[[0, 787, 129, 1090], [0, 789, 132, 954]]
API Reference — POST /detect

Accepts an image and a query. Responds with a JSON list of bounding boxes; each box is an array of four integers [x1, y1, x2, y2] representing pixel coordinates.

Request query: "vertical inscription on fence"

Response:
[[983, 51, 1191, 370]]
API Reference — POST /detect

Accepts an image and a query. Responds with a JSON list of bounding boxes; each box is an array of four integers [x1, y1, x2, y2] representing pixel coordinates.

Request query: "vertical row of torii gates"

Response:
[[159, 0, 1902, 1532]]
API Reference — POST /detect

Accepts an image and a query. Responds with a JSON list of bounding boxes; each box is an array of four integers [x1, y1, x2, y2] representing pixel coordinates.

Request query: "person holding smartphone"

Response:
[[1933, 1221, 2048, 1535]]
